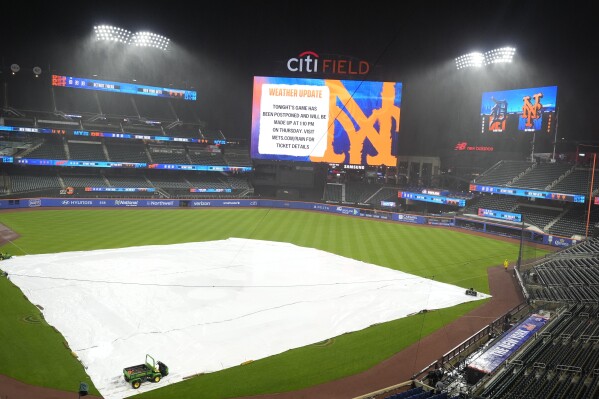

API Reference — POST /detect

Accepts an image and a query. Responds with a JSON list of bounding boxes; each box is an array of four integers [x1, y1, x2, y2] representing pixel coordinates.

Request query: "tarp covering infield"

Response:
[[2, 238, 490, 399]]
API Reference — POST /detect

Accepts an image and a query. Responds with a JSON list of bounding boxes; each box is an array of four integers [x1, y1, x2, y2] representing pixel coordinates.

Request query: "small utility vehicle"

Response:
[[123, 354, 168, 389]]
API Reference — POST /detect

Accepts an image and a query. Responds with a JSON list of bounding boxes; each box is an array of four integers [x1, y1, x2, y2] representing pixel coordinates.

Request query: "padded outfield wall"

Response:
[[0, 198, 579, 248]]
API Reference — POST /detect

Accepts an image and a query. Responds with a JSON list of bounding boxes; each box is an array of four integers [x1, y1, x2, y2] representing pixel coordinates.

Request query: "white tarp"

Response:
[[2, 238, 489, 399]]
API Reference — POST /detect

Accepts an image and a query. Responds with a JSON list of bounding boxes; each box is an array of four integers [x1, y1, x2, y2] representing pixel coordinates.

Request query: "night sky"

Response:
[[2, 1, 596, 159]]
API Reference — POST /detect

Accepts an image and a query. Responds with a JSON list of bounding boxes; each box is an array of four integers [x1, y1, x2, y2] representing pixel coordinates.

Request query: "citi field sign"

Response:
[[287, 51, 370, 76]]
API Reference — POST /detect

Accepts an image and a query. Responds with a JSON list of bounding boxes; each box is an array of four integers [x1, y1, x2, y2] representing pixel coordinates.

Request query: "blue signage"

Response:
[[399, 191, 466, 207], [0, 126, 58, 134], [16, 158, 147, 168], [543, 236, 578, 248], [52, 75, 197, 100], [1, 125, 230, 146], [470, 184, 585, 203], [149, 164, 252, 172], [9, 158, 251, 173], [85, 187, 155, 192], [478, 208, 522, 222], [468, 314, 549, 373]]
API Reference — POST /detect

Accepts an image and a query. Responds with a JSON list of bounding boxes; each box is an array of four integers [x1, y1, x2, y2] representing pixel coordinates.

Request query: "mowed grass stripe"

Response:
[[0, 209, 549, 398]]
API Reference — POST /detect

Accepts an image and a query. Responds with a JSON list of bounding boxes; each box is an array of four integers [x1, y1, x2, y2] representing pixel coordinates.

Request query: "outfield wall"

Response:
[[0, 198, 578, 248]]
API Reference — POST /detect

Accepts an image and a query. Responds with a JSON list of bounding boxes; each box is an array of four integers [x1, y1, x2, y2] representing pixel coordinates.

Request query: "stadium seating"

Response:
[[148, 144, 191, 164], [9, 171, 62, 194], [223, 146, 252, 167], [367, 187, 401, 208], [345, 182, 383, 204], [463, 194, 519, 214], [62, 174, 109, 188], [549, 207, 599, 237], [478, 304, 599, 399], [551, 167, 599, 194], [511, 162, 572, 190], [324, 183, 343, 203], [515, 205, 562, 230], [473, 160, 534, 186], [67, 140, 108, 161], [104, 139, 150, 163], [22, 136, 67, 159], [105, 174, 154, 188], [187, 148, 226, 165]]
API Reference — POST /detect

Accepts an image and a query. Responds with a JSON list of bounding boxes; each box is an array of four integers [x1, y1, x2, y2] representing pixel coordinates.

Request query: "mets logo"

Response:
[[522, 93, 543, 128], [28, 199, 41, 207]]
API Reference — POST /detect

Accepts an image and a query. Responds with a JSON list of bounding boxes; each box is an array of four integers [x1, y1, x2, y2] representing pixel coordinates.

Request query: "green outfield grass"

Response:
[[0, 208, 549, 398]]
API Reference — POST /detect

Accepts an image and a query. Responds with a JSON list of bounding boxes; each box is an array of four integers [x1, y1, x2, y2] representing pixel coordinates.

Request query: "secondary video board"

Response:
[[481, 86, 557, 134]]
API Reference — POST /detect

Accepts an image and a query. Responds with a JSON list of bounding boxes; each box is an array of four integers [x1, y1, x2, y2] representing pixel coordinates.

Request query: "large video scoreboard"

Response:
[[251, 76, 402, 166]]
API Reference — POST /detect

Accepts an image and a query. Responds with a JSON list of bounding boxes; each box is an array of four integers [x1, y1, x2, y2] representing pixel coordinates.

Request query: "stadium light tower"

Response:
[[484, 47, 516, 65], [455, 47, 516, 70], [93, 25, 170, 51], [455, 52, 485, 70], [130, 32, 170, 51]]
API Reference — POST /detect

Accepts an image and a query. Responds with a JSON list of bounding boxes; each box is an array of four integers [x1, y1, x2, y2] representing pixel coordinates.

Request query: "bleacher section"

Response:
[[148, 145, 190, 164], [511, 162, 572, 190], [23, 136, 67, 159], [227, 175, 252, 191], [67, 140, 107, 161], [552, 167, 599, 194], [345, 182, 383, 204], [324, 183, 343, 203], [62, 174, 109, 188], [558, 238, 599, 255], [97, 92, 137, 119], [464, 160, 599, 238], [104, 140, 149, 163], [187, 146, 226, 165], [8, 171, 62, 194], [134, 96, 175, 121], [463, 194, 520, 214], [473, 160, 534, 186], [164, 122, 202, 138], [185, 173, 228, 189], [54, 87, 100, 115], [105, 174, 153, 188], [523, 250, 599, 303], [223, 147, 252, 167], [148, 175, 190, 189], [549, 207, 599, 237], [515, 205, 563, 231], [368, 187, 400, 207]]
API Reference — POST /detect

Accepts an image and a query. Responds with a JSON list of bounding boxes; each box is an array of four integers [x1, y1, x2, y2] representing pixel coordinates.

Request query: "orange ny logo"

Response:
[[310, 81, 400, 166], [522, 93, 543, 128]]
